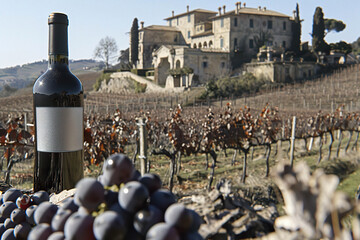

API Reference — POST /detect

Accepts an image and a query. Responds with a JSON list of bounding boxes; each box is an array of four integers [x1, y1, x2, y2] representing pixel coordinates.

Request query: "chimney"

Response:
[[187, 5, 189, 12], [235, 2, 239, 14], [239, 2, 242, 9], [243, 2, 246, 8], [218, 7, 222, 15], [223, 5, 226, 14], [263, 7, 266, 11], [172, 11, 174, 17], [258, 6, 261, 11], [140, 21, 144, 29], [293, 10, 296, 19]]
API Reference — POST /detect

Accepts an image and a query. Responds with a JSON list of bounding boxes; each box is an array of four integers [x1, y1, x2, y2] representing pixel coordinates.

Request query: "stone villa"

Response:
[[132, 3, 312, 87]]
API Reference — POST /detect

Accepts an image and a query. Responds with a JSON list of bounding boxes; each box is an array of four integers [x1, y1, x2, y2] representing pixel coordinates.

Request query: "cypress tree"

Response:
[[130, 18, 139, 67], [312, 7, 329, 54], [291, 3, 301, 55]]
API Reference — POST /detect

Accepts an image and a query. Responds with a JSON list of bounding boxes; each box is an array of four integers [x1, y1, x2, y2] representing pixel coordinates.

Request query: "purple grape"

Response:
[[34, 202, 58, 225], [0, 224, 6, 236], [31, 191, 49, 205], [125, 226, 144, 240], [133, 205, 163, 236], [1, 228, 15, 240], [4, 218, 16, 229], [139, 173, 162, 195], [150, 189, 176, 213], [164, 203, 193, 233], [118, 181, 149, 214], [109, 203, 133, 228], [2, 189, 22, 203], [27, 223, 52, 240], [64, 212, 95, 240], [25, 205, 37, 225], [10, 208, 26, 224], [101, 153, 134, 186], [93, 211, 126, 240], [14, 222, 32, 240], [48, 231, 65, 240], [146, 222, 180, 240], [188, 209, 203, 233], [182, 232, 204, 240], [74, 178, 104, 212], [77, 206, 91, 215], [0, 202, 17, 218], [104, 189, 118, 206], [130, 169, 141, 181], [51, 209, 72, 232], [59, 197, 78, 213]]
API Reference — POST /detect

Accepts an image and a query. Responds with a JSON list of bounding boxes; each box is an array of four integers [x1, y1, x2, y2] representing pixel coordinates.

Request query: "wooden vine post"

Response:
[[290, 116, 296, 168], [136, 117, 148, 175]]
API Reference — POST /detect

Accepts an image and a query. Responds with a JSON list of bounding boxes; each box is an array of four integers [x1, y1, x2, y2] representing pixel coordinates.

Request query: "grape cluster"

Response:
[[0, 154, 203, 240]]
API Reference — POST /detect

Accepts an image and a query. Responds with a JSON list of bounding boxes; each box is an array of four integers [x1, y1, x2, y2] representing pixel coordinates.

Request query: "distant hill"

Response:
[[0, 59, 104, 90]]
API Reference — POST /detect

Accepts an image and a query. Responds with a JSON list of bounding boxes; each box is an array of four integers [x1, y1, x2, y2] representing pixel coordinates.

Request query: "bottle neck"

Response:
[[48, 14, 69, 68], [48, 54, 69, 69]]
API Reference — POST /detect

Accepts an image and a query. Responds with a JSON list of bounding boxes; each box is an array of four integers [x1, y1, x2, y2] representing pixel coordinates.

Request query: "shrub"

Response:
[[202, 73, 267, 99], [135, 82, 147, 93], [93, 72, 112, 91]]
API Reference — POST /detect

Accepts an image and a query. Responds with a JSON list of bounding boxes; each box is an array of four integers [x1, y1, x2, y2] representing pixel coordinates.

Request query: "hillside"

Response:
[[0, 59, 103, 90]]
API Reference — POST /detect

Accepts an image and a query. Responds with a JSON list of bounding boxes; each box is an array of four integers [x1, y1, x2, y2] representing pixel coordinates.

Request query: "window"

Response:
[[234, 38, 238, 47], [283, 21, 286, 30], [249, 19, 254, 28], [187, 14, 191, 22], [169, 20, 172, 27], [202, 62, 208, 68], [221, 18, 224, 27], [187, 31, 191, 39], [249, 39, 254, 48], [177, 17, 179, 25], [221, 62, 225, 68], [282, 41, 286, 48], [234, 18, 238, 27], [268, 20, 273, 29], [220, 38, 224, 48]]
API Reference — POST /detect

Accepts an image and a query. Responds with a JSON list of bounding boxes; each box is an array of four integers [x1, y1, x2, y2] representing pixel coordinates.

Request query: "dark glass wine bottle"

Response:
[[33, 13, 84, 193]]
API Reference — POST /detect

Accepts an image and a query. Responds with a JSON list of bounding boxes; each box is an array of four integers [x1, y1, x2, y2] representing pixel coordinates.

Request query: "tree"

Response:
[[130, 18, 139, 67], [312, 7, 330, 54], [291, 3, 301, 55], [325, 19, 346, 35], [254, 31, 273, 51], [94, 36, 118, 69], [330, 41, 352, 54]]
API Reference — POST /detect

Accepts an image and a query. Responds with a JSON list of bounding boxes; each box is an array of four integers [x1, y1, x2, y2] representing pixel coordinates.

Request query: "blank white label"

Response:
[[36, 107, 83, 152]]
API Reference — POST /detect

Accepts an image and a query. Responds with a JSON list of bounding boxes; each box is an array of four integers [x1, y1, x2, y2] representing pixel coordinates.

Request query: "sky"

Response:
[[0, 0, 359, 68]]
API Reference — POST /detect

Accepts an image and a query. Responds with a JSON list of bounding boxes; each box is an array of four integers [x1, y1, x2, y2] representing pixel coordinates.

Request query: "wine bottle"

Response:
[[33, 13, 84, 193]]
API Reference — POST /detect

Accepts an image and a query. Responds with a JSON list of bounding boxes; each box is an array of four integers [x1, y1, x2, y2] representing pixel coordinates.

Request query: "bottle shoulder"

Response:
[[33, 67, 83, 95]]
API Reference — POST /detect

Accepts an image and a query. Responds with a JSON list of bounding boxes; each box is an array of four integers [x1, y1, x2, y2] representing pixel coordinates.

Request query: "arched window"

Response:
[[198, 42, 202, 48], [175, 60, 181, 69], [209, 40, 213, 48], [193, 43, 197, 48], [203, 42, 207, 48]]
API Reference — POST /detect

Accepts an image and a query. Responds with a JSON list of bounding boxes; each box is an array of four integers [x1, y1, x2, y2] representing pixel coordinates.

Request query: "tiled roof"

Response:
[[141, 25, 180, 32], [211, 8, 291, 19], [164, 9, 217, 20]]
